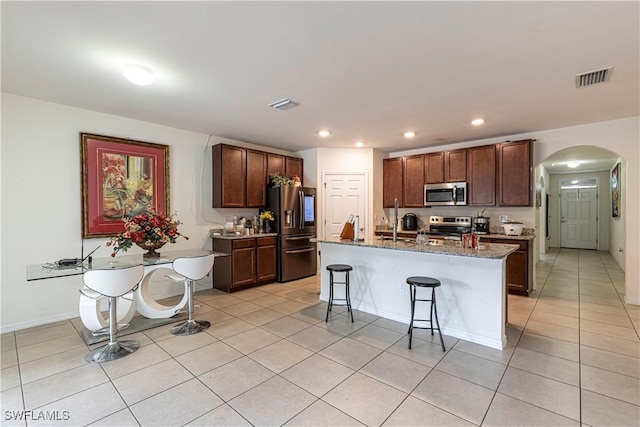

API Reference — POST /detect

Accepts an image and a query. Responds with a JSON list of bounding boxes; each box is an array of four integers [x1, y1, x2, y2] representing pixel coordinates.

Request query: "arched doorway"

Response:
[[537, 145, 625, 268]]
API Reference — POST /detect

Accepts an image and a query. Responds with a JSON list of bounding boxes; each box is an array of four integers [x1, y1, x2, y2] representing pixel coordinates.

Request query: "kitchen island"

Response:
[[312, 237, 519, 349]]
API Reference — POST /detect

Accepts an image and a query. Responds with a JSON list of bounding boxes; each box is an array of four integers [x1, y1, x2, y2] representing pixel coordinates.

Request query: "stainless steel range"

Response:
[[426, 216, 472, 240]]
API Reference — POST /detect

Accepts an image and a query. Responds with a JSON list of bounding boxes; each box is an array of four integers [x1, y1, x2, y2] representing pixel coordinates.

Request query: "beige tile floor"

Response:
[[1, 248, 639, 426]]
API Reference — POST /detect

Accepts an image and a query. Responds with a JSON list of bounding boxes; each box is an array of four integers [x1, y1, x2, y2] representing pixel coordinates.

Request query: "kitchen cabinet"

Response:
[[212, 236, 277, 292], [481, 237, 533, 296], [444, 149, 467, 182], [256, 237, 277, 282], [423, 149, 466, 184], [267, 153, 285, 180], [212, 144, 246, 208], [213, 144, 303, 208], [246, 150, 267, 207], [424, 152, 444, 184], [285, 157, 303, 183], [383, 157, 403, 208], [403, 154, 426, 207], [467, 145, 496, 206], [497, 139, 533, 206]]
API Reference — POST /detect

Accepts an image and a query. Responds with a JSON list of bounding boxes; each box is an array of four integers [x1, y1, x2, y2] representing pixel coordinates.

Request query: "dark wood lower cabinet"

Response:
[[481, 238, 533, 296], [212, 236, 277, 292]]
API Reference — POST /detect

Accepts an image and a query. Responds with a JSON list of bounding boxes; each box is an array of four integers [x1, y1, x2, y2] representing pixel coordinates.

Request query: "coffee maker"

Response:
[[473, 216, 490, 234]]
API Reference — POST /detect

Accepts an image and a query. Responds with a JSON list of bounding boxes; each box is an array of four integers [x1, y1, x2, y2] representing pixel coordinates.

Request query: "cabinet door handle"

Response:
[[285, 248, 315, 254]]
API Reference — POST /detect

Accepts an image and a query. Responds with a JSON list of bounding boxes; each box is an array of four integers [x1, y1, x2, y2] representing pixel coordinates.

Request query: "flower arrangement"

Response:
[[269, 173, 293, 187], [107, 209, 188, 257], [259, 210, 275, 222]]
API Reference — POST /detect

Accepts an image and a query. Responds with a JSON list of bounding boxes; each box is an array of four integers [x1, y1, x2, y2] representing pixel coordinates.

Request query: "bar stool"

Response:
[[325, 264, 354, 322], [407, 276, 446, 352], [83, 265, 144, 363], [165, 254, 215, 335]]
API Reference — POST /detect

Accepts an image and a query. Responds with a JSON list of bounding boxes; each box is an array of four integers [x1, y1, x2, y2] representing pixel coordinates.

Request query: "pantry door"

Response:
[[322, 173, 368, 239], [561, 188, 598, 249]]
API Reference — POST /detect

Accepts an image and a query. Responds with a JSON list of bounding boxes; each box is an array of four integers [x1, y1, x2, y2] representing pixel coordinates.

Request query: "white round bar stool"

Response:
[[165, 254, 215, 335], [83, 265, 144, 363]]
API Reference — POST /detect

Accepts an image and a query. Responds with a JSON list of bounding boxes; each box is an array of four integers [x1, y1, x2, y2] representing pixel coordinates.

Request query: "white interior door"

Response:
[[561, 188, 597, 249], [323, 173, 367, 239]]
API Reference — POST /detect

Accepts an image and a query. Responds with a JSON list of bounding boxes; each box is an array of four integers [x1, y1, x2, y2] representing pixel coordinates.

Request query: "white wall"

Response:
[[0, 94, 297, 332], [389, 117, 640, 305], [308, 147, 376, 241]]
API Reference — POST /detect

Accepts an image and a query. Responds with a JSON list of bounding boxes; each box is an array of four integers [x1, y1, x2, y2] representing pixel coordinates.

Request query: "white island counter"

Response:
[[312, 237, 519, 350]]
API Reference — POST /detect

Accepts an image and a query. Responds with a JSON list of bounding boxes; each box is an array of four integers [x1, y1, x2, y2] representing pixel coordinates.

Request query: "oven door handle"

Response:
[[285, 247, 315, 255]]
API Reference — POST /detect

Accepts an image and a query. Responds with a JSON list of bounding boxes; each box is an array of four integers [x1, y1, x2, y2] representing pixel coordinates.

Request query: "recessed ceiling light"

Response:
[[404, 131, 416, 138], [318, 130, 331, 137], [122, 63, 154, 86], [471, 118, 485, 126], [567, 162, 581, 168], [355, 141, 365, 147]]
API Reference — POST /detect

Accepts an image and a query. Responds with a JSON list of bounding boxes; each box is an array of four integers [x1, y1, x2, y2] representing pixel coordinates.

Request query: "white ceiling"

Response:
[[2, 2, 638, 158]]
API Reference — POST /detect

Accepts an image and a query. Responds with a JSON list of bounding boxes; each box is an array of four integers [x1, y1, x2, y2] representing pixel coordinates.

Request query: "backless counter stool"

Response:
[[325, 264, 354, 322], [407, 276, 446, 352], [82, 265, 144, 363], [165, 254, 215, 335]]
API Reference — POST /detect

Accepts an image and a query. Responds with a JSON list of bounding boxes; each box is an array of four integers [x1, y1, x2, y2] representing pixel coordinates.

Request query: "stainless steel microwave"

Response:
[[424, 182, 467, 206]]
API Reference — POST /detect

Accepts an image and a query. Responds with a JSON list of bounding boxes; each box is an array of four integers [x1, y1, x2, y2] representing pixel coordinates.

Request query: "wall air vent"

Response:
[[268, 98, 300, 111], [575, 67, 613, 88]]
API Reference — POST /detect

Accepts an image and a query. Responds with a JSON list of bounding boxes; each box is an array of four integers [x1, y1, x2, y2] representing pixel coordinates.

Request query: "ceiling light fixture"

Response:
[[318, 130, 331, 137], [355, 141, 365, 147], [404, 131, 416, 138], [567, 161, 581, 168], [471, 118, 485, 126], [122, 63, 154, 86]]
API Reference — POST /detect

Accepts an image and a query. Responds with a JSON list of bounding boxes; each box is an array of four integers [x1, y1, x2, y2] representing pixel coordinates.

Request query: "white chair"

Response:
[[165, 254, 215, 335], [82, 265, 144, 363]]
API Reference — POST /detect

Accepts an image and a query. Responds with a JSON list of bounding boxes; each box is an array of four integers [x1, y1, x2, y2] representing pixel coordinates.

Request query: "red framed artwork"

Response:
[[80, 133, 170, 238]]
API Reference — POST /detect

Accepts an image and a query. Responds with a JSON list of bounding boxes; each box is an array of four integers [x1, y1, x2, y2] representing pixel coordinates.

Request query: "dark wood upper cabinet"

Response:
[[467, 145, 496, 206], [285, 156, 303, 184], [246, 150, 267, 207], [444, 149, 467, 182], [383, 157, 403, 208], [266, 153, 285, 182], [424, 152, 444, 184], [212, 144, 246, 208], [497, 139, 533, 206], [403, 155, 426, 207], [213, 144, 303, 208]]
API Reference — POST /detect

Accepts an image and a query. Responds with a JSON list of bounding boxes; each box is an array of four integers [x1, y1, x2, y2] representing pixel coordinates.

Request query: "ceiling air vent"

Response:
[[575, 67, 613, 88], [268, 98, 300, 111]]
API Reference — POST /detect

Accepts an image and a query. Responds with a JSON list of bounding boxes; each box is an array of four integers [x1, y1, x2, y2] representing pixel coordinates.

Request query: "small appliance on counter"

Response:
[[473, 211, 490, 234], [402, 213, 418, 231], [502, 221, 524, 236]]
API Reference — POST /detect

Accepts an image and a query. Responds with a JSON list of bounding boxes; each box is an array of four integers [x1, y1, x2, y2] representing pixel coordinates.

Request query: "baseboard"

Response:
[[624, 296, 640, 306]]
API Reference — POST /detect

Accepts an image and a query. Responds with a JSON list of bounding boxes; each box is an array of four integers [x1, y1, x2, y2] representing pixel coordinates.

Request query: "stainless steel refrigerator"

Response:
[[267, 186, 317, 282]]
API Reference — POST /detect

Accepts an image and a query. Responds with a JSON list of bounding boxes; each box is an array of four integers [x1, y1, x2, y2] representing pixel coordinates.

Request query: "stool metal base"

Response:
[[408, 278, 446, 352], [171, 319, 210, 336], [325, 265, 354, 323], [85, 340, 139, 363]]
